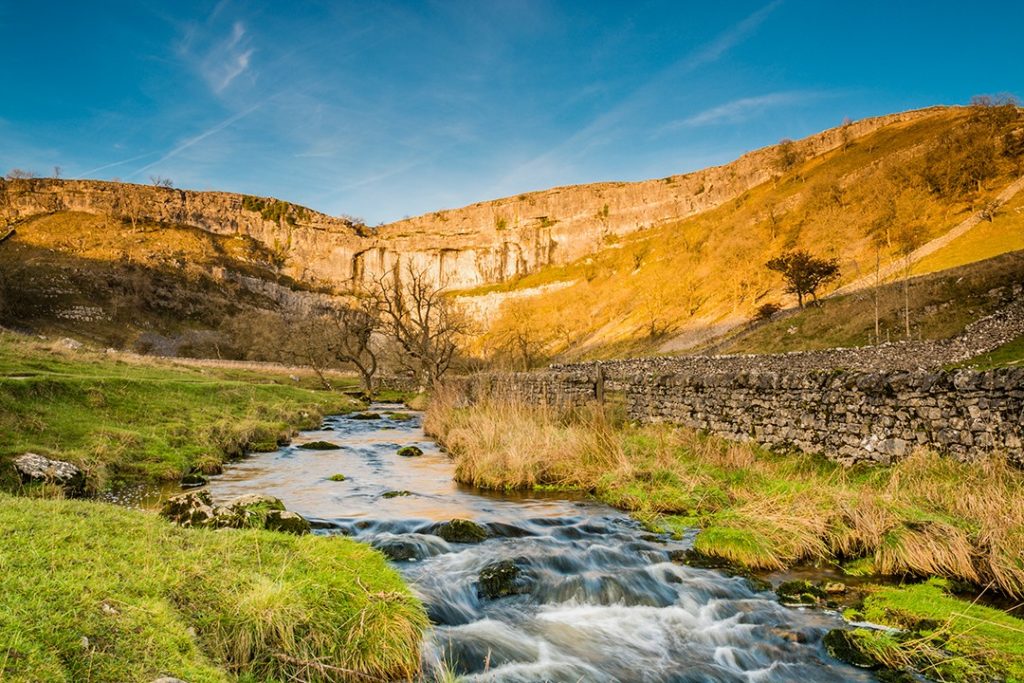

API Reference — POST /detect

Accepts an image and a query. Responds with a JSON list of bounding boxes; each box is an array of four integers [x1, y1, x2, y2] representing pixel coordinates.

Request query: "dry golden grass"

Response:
[[427, 392, 1024, 596]]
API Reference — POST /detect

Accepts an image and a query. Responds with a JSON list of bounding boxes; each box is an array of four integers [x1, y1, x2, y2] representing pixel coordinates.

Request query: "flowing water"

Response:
[[205, 405, 873, 682]]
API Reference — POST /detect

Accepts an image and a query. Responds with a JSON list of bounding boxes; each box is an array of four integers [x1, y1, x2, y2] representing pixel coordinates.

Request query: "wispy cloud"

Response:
[[662, 90, 818, 131], [77, 151, 159, 179], [205, 21, 253, 93], [494, 1, 782, 193], [177, 8, 255, 95], [130, 102, 263, 178]]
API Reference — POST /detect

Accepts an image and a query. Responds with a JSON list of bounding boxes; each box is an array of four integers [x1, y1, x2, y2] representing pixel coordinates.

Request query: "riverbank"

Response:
[[0, 333, 362, 492], [425, 392, 1024, 681], [0, 493, 427, 682]]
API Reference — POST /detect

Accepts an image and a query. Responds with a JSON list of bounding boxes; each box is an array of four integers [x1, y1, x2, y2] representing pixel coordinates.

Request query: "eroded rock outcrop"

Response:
[[0, 108, 939, 293]]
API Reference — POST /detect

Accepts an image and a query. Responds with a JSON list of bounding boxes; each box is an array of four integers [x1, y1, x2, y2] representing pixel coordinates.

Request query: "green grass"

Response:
[[0, 494, 427, 682], [958, 334, 1024, 370], [847, 579, 1024, 682], [0, 333, 361, 490]]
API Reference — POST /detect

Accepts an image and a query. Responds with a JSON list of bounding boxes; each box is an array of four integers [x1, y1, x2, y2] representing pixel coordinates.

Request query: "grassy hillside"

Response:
[[463, 104, 1024, 364], [0, 494, 426, 682], [0, 333, 360, 491], [0, 211, 322, 354], [718, 249, 1023, 355]]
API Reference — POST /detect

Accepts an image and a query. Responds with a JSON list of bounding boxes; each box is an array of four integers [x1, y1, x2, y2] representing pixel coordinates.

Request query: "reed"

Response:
[[426, 391, 1024, 596]]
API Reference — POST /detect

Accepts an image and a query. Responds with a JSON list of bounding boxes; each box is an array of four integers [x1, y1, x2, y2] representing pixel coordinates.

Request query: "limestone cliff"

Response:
[[0, 108, 941, 293]]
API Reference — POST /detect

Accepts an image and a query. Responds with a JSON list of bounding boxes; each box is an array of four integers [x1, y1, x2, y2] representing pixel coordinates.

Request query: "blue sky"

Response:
[[2, 1, 1022, 224]]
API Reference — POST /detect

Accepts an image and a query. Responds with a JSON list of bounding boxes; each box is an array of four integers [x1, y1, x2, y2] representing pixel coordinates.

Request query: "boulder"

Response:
[[433, 519, 488, 544], [396, 446, 423, 457], [374, 539, 420, 561], [264, 510, 311, 535], [382, 490, 412, 498], [298, 441, 341, 450], [13, 453, 85, 493], [160, 491, 217, 527], [478, 559, 529, 599], [161, 492, 309, 534]]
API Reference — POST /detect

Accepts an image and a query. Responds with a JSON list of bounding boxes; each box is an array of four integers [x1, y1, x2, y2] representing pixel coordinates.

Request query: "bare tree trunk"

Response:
[[903, 255, 912, 339], [874, 248, 880, 344]]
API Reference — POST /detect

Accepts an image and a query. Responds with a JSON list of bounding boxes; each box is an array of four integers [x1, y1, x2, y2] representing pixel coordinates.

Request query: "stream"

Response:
[[204, 405, 873, 682]]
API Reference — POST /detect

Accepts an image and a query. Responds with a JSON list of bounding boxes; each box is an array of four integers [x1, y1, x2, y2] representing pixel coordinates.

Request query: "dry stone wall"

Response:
[[457, 366, 1024, 466], [455, 301, 1024, 465]]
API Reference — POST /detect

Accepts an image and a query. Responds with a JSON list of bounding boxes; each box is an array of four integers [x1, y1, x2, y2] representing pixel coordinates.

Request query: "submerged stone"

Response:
[[382, 489, 412, 498], [350, 412, 382, 420], [776, 579, 828, 605], [387, 412, 414, 421], [396, 446, 423, 457], [433, 518, 488, 543], [299, 441, 341, 450], [374, 539, 420, 561], [180, 472, 208, 489], [478, 559, 529, 599]]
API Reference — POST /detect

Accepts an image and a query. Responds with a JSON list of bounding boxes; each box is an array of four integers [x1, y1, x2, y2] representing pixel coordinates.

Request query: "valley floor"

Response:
[[426, 393, 1024, 682], [0, 332, 427, 682]]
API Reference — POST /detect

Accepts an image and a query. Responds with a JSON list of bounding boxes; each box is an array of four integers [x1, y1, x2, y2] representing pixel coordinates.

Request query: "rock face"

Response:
[[12, 453, 85, 493], [159, 491, 310, 535], [0, 109, 936, 293]]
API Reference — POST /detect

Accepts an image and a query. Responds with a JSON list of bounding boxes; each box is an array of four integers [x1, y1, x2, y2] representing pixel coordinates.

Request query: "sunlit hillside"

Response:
[[462, 104, 1024, 364]]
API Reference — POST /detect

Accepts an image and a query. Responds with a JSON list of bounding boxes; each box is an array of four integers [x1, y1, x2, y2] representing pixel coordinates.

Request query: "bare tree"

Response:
[[329, 301, 380, 395], [5, 169, 38, 180], [150, 175, 174, 188], [372, 264, 467, 389], [53, 166, 63, 179]]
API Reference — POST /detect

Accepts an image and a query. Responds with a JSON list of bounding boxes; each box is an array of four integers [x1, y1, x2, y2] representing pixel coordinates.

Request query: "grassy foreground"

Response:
[[0, 494, 427, 682], [0, 333, 361, 490], [427, 394, 1024, 679]]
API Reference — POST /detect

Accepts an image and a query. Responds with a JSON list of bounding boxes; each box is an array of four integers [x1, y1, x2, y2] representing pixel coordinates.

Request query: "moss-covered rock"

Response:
[[180, 472, 208, 489], [160, 490, 216, 527], [327, 473, 346, 482], [433, 519, 488, 544], [478, 559, 529, 599], [382, 490, 412, 498], [776, 579, 828, 605], [823, 629, 880, 669], [350, 412, 382, 420], [299, 441, 341, 450], [264, 509, 311, 535], [397, 446, 423, 457], [387, 412, 414, 421]]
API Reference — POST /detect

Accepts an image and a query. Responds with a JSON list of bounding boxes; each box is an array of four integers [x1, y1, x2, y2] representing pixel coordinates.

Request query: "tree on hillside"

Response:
[[893, 220, 928, 340], [775, 138, 799, 173], [765, 250, 840, 308], [372, 264, 467, 389], [150, 175, 174, 188], [5, 169, 37, 180]]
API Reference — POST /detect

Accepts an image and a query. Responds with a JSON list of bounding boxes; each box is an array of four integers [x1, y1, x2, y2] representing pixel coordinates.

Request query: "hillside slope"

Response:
[[463, 103, 1024, 363]]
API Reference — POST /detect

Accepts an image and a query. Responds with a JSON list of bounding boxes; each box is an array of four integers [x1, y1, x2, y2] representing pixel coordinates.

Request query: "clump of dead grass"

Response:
[[427, 391, 1024, 596]]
